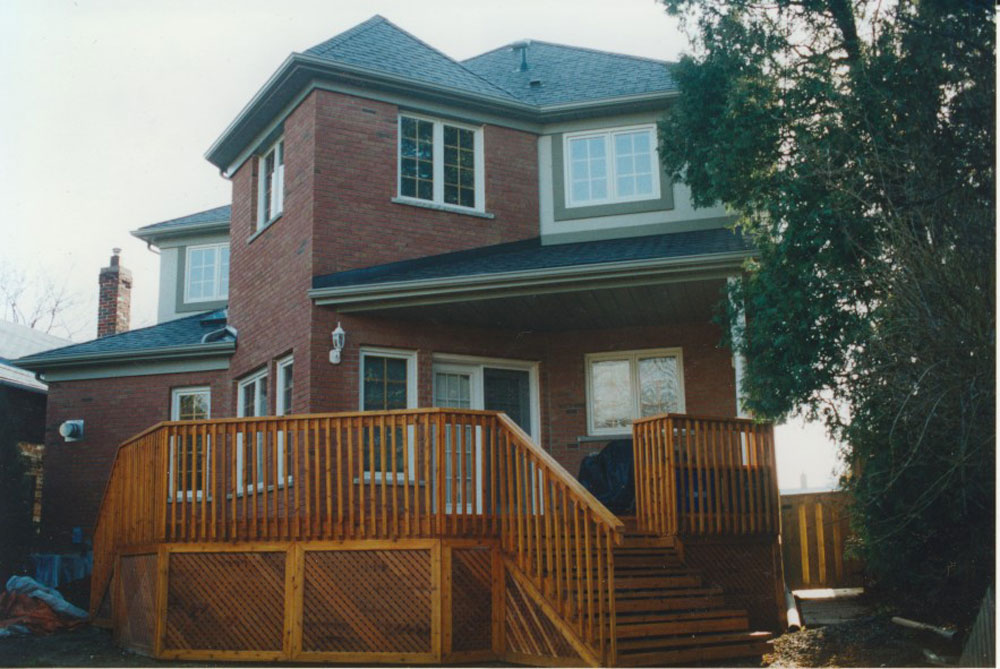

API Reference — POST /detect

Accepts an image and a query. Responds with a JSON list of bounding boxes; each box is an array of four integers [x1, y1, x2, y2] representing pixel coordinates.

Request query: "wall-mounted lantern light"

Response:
[[329, 322, 346, 364]]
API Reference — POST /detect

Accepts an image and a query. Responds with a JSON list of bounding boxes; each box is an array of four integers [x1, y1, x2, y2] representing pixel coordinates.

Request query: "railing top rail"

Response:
[[631, 412, 773, 427], [496, 413, 625, 537], [154, 406, 501, 430]]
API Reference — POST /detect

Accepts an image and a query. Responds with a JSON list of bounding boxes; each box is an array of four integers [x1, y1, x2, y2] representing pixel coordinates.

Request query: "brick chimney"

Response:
[[97, 248, 132, 338]]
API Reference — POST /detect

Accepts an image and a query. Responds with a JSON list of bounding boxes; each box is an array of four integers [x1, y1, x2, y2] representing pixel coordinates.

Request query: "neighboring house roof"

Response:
[[0, 360, 48, 393], [310, 228, 751, 309], [0, 320, 72, 360], [132, 204, 231, 243], [305, 16, 518, 101], [15, 310, 235, 371], [207, 16, 679, 171], [462, 41, 676, 107]]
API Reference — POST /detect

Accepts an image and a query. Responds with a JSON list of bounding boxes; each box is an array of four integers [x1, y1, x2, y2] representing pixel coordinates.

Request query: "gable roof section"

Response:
[[15, 309, 235, 371], [207, 16, 678, 171], [305, 16, 518, 101], [462, 41, 676, 106], [310, 228, 751, 310], [132, 204, 231, 244]]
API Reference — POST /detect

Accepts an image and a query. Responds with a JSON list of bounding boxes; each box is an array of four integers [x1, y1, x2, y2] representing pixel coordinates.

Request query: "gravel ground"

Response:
[[0, 617, 963, 668]]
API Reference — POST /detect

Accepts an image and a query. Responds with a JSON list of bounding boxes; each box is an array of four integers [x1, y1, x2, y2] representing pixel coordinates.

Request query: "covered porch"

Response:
[[91, 407, 781, 667], [309, 228, 752, 477]]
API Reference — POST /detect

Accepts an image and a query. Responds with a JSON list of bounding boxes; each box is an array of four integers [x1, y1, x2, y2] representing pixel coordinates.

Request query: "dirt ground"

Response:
[[0, 616, 963, 668]]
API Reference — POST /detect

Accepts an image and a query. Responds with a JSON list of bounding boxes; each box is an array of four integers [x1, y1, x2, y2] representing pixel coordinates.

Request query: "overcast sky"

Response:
[[0, 0, 842, 489]]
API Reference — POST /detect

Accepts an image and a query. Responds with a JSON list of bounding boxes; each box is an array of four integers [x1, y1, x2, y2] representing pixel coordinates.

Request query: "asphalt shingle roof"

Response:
[[305, 16, 518, 101], [15, 310, 232, 366], [313, 228, 749, 290], [133, 205, 231, 237], [462, 41, 677, 106]]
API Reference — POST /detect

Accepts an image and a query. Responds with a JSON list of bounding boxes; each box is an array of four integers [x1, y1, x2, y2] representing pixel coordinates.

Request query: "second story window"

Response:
[[257, 137, 284, 230], [398, 115, 484, 211], [185, 243, 229, 303], [564, 125, 660, 208]]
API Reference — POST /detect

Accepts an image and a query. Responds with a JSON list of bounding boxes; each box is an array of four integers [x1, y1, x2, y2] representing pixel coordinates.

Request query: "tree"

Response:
[[658, 0, 994, 619], [0, 263, 80, 338]]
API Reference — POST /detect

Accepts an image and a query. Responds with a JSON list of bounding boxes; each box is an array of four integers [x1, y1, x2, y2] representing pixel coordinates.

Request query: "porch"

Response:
[[92, 409, 782, 667]]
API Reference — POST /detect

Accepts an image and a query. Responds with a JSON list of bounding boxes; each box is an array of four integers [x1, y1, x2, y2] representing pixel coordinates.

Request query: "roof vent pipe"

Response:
[[510, 40, 531, 72]]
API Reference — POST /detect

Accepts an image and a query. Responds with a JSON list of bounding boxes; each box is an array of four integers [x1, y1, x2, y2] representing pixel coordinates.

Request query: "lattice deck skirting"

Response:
[[109, 538, 582, 666]]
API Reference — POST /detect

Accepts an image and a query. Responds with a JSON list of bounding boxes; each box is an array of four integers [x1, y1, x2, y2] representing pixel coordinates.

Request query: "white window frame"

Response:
[[257, 136, 285, 230], [563, 124, 661, 208], [397, 114, 486, 212], [236, 368, 269, 494], [169, 386, 211, 502], [359, 347, 418, 482], [585, 347, 686, 437], [183, 243, 229, 303], [275, 355, 294, 416]]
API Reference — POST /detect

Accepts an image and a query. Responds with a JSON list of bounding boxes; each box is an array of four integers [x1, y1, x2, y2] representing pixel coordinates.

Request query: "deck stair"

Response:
[[611, 531, 771, 667]]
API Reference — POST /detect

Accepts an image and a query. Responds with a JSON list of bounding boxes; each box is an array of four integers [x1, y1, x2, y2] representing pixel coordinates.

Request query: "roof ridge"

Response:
[[17, 309, 225, 362], [307, 15, 519, 101], [463, 38, 675, 68], [305, 15, 387, 55]]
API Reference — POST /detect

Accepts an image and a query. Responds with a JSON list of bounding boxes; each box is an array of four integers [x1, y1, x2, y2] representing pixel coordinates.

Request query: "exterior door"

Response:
[[433, 363, 482, 513]]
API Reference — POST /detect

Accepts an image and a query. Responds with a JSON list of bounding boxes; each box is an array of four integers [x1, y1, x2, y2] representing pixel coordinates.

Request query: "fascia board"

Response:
[[15, 341, 236, 372], [130, 221, 231, 245], [309, 250, 750, 308]]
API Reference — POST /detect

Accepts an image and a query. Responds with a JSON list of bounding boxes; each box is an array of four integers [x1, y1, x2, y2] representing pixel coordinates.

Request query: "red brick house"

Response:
[[17, 17, 782, 666]]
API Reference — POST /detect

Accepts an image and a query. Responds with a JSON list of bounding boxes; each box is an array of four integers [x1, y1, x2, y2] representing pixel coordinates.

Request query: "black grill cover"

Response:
[[577, 439, 635, 515]]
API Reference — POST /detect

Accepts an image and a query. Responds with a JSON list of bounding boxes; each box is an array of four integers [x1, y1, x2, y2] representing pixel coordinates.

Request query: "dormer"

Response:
[[132, 205, 231, 323]]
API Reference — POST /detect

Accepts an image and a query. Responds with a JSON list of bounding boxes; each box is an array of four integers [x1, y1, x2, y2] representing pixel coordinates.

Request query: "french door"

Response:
[[432, 360, 535, 513]]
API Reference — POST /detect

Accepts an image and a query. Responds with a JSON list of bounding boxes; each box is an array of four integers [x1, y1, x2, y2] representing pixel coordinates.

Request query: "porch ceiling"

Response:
[[342, 278, 726, 331]]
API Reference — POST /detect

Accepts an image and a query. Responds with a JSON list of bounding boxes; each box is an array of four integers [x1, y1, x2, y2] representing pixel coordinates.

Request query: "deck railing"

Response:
[[90, 408, 622, 664], [632, 413, 780, 537]]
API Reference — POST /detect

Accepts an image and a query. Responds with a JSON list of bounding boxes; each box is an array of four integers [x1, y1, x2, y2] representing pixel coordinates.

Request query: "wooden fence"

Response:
[[632, 414, 780, 537], [90, 408, 623, 666], [780, 491, 863, 589]]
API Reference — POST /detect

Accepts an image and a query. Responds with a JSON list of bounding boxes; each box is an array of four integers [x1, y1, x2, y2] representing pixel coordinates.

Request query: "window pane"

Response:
[[612, 129, 655, 199], [567, 135, 609, 204], [638, 356, 681, 416], [188, 247, 217, 300], [218, 246, 229, 297], [591, 360, 632, 431], [400, 117, 433, 201], [281, 362, 293, 415], [363, 356, 408, 410], [443, 125, 474, 207]]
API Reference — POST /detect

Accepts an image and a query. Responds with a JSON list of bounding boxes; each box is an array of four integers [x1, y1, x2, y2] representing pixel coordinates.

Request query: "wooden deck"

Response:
[[91, 409, 783, 666]]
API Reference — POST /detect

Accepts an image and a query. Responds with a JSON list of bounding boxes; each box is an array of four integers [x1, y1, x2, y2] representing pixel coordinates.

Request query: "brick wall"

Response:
[[309, 90, 539, 278], [40, 371, 227, 544], [308, 311, 736, 477]]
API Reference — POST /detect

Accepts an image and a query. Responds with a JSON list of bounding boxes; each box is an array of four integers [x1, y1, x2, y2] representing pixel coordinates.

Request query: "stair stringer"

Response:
[[502, 557, 601, 668]]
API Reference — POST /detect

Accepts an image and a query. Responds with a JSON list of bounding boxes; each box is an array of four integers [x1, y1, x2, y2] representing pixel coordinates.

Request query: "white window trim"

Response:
[[585, 347, 686, 437], [235, 368, 276, 495], [256, 136, 285, 231], [563, 123, 661, 209], [359, 347, 418, 483], [397, 113, 486, 213], [183, 243, 229, 303], [169, 386, 212, 502], [275, 355, 294, 416]]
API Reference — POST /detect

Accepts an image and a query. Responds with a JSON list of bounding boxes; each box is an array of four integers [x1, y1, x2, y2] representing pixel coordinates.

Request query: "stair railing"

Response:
[[632, 413, 780, 537], [494, 413, 624, 665]]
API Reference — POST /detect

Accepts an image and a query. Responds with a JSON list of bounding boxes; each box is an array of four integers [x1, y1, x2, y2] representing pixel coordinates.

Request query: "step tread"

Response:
[[617, 640, 771, 666], [619, 630, 772, 652]]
